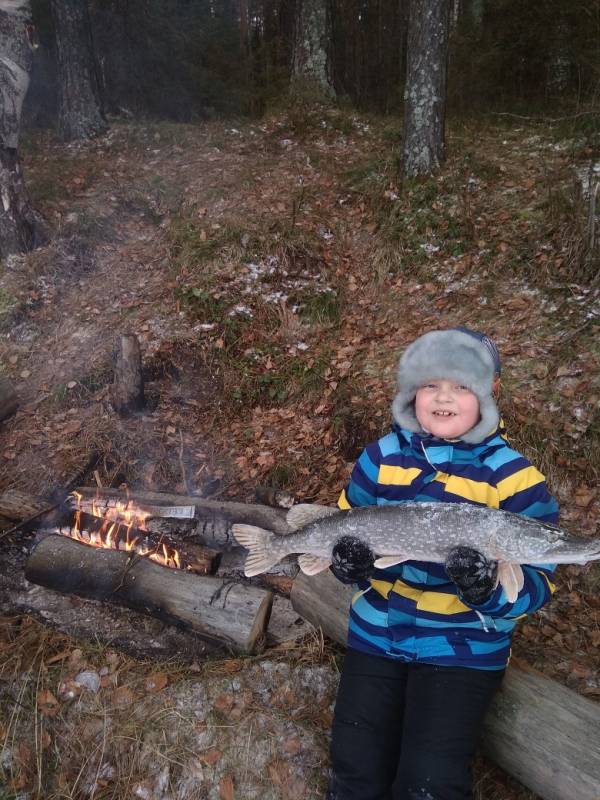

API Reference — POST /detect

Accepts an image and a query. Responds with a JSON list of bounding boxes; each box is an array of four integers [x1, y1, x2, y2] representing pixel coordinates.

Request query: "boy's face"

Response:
[[415, 379, 480, 440]]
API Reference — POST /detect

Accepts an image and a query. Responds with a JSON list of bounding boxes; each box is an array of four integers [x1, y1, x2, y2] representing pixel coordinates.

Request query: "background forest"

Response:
[[0, 2, 599, 800], [25, 0, 600, 124]]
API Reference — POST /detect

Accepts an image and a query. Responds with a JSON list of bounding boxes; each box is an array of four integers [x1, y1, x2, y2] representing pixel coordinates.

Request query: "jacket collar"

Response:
[[393, 421, 507, 464]]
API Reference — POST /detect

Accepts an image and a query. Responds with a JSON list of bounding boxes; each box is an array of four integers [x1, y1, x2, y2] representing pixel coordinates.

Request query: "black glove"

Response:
[[445, 545, 498, 604], [330, 535, 375, 584]]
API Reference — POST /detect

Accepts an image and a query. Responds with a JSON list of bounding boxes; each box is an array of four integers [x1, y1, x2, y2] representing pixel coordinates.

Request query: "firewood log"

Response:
[[291, 570, 600, 800], [26, 535, 272, 654], [75, 486, 291, 541], [0, 489, 48, 520]]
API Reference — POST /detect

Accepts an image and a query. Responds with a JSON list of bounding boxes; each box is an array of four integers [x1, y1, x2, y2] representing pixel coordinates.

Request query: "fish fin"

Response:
[[374, 555, 408, 569], [297, 553, 332, 575], [497, 561, 523, 603], [231, 524, 281, 577], [514, 563, 525, 593], [286, 503, 338, 531]]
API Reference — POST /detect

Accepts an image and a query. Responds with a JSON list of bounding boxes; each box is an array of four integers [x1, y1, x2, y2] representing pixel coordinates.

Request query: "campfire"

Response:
[[66, 491, 183, 570], [33, 491, 208, 574], [22, 487, 273, 655]]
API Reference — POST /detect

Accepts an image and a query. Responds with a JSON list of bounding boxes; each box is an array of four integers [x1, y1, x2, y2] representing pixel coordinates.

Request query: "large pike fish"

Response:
[[232, 502, 600, 601]]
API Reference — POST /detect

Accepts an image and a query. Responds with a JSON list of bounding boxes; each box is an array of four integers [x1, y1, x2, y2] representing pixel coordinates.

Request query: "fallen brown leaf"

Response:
[[219, 776, 234, 800], [144, 672, 168, 693], [199, 748, 222, 766], [37, 689, 60, 717]]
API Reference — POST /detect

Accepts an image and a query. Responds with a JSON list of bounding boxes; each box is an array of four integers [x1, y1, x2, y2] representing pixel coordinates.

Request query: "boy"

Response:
[[326, 328, 559, 800]]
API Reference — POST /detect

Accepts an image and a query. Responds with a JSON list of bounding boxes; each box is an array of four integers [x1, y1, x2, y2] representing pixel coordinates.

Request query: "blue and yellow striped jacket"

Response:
[[338, 423, 559, 670]]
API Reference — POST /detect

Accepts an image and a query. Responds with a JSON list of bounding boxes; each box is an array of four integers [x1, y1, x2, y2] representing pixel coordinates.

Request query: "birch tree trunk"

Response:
[[292, 0, 334, 96], [0, 0, 37, 257], [50, 0, 107, 142], [402, 0, 450, 177]]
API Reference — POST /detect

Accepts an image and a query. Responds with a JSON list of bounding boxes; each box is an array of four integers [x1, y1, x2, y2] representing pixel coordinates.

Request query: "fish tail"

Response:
[[231, 524, 281, 577]]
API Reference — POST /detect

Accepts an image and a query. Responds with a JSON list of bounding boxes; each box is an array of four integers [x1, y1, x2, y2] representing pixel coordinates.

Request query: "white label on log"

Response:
[[144, 505, 196, 520]]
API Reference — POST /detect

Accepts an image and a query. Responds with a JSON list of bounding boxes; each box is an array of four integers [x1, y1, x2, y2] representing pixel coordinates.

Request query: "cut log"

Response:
[[481, 660, 600, 800], [39, 508, 221, 575], [75, 486, 291, 542], [111, 333, 144, 414], [291, 571, 600, 800], [0, 488, 48, 520], [26, 535, 273, 654], [0, 375, 18, 421]]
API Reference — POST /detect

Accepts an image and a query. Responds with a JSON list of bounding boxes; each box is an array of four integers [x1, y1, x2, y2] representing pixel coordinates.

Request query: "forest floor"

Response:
[[0, 100, 599, 799]]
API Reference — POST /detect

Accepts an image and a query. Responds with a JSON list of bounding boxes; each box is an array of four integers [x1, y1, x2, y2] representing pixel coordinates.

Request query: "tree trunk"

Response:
[[49, 0, 107, 141], [239, 0, 250, 58], [0, 0, 38, 257], [292, 0, 334, 96], [291, 570, 600, 800], [402, 0, 450, 177]]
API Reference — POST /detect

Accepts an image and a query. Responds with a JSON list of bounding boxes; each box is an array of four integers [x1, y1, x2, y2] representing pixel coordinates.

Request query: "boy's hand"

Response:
[[445, 545, 498, 604], [330, 535, 375, 584]]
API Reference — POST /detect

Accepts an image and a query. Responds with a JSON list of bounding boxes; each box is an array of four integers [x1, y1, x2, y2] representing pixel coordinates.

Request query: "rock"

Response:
[[74, 670, 101, 694]]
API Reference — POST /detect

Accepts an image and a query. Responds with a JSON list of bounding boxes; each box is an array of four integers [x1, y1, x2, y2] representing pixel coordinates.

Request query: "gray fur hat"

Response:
[[391, 329, 500, 444]]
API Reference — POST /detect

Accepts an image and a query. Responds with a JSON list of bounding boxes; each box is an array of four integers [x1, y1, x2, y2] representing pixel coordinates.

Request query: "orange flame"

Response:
[[65, 493, 184, 570]]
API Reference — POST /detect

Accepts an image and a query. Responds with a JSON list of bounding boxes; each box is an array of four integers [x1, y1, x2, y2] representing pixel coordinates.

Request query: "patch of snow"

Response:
[[195, 322, 216, 332], [229, 305, 253, 318], [264, 291, 288, 304]]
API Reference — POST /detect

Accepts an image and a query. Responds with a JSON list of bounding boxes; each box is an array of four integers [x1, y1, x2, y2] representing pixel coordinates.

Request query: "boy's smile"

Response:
[[415, 380, 480, 440]]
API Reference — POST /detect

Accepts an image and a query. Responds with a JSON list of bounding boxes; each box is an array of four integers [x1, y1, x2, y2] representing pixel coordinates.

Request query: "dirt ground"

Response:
[[0, 102, 598, 798]]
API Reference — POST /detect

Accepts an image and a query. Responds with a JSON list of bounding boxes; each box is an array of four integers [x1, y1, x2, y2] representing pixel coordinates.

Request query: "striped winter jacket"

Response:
[[338, 423, 559, 670]]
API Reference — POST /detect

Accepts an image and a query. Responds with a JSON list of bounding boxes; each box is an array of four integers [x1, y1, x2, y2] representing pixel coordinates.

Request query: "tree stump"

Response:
[[111, 334, 144, 414]]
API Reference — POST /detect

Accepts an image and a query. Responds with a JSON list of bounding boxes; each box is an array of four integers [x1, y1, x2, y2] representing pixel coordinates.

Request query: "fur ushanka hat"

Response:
[[391, 328, 501, 444]]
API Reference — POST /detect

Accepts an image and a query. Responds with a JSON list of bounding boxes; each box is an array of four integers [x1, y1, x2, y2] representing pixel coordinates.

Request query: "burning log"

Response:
[[291, 571, 600, 800], [111, 333, 144, 414], [26, 535, 273, 654], [74, 486, 291, 545], [69, 492, 196, 525], [0, 375, 18, 422], [44, 508, 220, 575]]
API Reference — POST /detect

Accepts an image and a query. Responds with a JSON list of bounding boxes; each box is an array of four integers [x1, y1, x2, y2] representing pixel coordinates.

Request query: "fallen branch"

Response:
[[491, 109, 600, 123]]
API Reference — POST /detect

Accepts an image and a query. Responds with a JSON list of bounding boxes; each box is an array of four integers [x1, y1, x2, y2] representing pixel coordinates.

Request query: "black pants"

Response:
[[327, 649, 504, 800]]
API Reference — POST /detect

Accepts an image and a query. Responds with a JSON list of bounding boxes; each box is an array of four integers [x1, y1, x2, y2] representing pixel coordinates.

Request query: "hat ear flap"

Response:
[[391, 390, 422, 433]]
